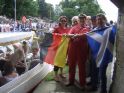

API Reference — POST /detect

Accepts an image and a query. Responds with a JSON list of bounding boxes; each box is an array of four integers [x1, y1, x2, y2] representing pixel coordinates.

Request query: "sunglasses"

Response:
[[61, 20, 67, 22]]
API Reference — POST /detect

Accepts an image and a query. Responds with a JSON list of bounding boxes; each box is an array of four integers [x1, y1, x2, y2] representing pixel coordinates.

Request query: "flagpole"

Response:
[[14, 0, 16, 32]]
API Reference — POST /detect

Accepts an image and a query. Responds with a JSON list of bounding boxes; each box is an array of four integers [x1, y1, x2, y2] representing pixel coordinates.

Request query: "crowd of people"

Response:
[[51, 13, 115, 93], [0, 16, 54, 87], [0, 16, 55, 32], [0, 13, 115, 93], [0, 39, 41, 87]]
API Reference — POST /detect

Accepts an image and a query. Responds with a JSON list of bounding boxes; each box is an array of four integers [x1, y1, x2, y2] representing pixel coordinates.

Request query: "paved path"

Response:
[[33, 62, 113, 93], [33, 79, 100, 93]]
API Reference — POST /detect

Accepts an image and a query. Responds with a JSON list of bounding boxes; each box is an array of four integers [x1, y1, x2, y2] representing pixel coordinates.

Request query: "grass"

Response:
[[44, 65, 69, 81]]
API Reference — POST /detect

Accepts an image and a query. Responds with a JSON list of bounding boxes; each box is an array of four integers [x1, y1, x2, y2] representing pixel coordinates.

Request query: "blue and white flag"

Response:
[[86, 26, 117, 67]]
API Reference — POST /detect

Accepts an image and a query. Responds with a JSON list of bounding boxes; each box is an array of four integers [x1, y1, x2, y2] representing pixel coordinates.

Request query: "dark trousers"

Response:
[[99, 62, 108, 92], [90, 57, 108, 93], [90, 58, 99, 89]]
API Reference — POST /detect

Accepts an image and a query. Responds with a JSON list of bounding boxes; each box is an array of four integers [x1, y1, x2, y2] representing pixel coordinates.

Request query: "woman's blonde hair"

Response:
[[71, 16, 79, 22], [71, 16, 79, 26]]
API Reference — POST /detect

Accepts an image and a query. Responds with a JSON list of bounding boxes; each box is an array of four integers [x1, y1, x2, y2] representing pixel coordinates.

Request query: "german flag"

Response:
[[40, 33, 69, 67]]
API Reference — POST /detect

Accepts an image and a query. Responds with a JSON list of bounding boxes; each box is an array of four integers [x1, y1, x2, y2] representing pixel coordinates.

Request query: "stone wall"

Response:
[[110, 7, 124, 93]]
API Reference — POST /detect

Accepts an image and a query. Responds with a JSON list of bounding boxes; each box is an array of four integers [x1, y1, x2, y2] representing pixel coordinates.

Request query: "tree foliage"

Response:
[[61, 8, 78, 22], [54, 5, 63, 21], [1, 0, 14, 18], [0, 0, 104, 21], [38, 0, 54, 20], [0, 0, 39, 19], [0, 0, 4, 15], [38, 0, 47, 18], [16, 0, 39, 19], [59, 0, 104, 22]]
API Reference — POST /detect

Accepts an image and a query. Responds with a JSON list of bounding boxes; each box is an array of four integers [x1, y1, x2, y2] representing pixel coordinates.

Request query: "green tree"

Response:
[[0, 0, 39, 19], [0, 0, 4, 14], [76, 0, 103, 15], [16, 0, 39, 19], [45, 3, 54, 20], [1, 0, 14, 18], [38, 0, 54, 20], [61, 8, 78, 23], [38, 0, 47, 18], [62, 0, 69, 8], [54, 5, 63, 20], [59, 0, 104, 20]]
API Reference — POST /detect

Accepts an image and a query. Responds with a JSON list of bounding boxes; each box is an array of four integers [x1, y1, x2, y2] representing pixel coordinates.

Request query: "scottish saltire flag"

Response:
[[40, 32, 69, 67], [86, 25, 117, 67]]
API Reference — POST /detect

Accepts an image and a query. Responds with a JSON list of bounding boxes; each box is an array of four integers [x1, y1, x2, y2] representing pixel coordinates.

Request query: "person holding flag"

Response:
[[52, 16, 70, 82], [86, 13, 116, 93], [66, 13, 90, 90]]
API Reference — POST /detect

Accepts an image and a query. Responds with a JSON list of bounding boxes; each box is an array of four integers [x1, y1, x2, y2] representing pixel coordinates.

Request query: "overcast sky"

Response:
[[97, 0, 118, 22], [45, 0, 118, 22]]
